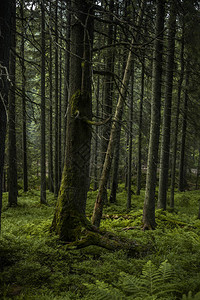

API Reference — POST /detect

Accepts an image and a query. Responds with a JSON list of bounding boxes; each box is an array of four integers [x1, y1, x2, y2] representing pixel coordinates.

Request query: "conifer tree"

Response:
[[143, 0, 165, 229], [0, 0, 12, 229]]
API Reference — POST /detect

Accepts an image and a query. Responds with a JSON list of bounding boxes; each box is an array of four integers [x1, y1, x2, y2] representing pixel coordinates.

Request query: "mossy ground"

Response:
[[1, 185, 200, 299]]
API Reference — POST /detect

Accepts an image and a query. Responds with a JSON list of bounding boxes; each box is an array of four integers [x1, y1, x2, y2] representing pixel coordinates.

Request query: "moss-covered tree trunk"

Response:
[[51, 0, 94, 242]]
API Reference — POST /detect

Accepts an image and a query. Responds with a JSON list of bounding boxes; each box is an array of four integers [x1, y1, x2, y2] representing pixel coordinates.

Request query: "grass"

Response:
[[1, 185, 200, 299]]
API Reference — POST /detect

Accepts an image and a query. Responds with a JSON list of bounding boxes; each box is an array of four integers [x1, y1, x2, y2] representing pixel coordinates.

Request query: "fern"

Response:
[[84, 280, 125, 300], [182, 291, 200, 300], [120, 260, 180, 299]]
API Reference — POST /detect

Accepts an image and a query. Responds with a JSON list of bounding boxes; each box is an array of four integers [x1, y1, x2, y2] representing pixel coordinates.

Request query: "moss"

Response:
[[70, 90, 81, 116], [70, 90, 92, 121]]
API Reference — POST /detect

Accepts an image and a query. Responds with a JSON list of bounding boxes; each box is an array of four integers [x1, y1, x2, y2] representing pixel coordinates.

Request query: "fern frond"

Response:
[[120, 260, 181, 299], [182, 291, 200, 300], [85, 280, 125, 300]]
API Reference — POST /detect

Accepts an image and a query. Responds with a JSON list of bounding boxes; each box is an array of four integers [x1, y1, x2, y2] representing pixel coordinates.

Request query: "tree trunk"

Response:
[[143, 0, 165, 230], [178, 64, 189, 192], [20, 2, 28, 192], [92, 1, 145, 227], [127, 70, 134, 211], [100, 0, 115, 203], [158, 0, 176, 210], [48, 2, 54, 193], [51, 0, 94, 242], [58, 3, 63, 186], [40, 0, 47, 204], [109, 124, 121, 203], [93, 74, 100, 191], [8, 0, 17, 207], [0, 0, 12, 230], [63, 0, 70, 166], [170, 25, 185, 208], [136, 58, 145, 195], [54, 0, 59, 197], [196, 147, 200, 190], [100, 0, 114, 165], [109, 15, 124, 203]]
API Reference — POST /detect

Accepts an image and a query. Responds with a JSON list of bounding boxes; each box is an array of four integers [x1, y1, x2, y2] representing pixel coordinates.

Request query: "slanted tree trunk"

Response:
[[170, 25, 185, 208], [40, 0, 47, 204], [0, 0, 12, 230], [51, 0, 94, 241], [178, 64, 189, 192], [8, 0, 17, 207], [143, 0, 165, 230], [158, 0, 176, 210], [92, 1, 145, 228]]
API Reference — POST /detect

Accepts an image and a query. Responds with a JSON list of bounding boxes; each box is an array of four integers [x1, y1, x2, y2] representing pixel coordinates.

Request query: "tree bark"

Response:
[[51, 0, 94, 242], [8, 0, 17, 207], [0, 0, 12, 230], [93, 74, 100, 191], [40, 0, 47, 204], [54, 0, 59, 197], [143, 0, 165, 230], [127, 70, 134, 211], [48, 2, 54, 193], [158, 0, 176, 210], [196, 147, 200, 190], [63, 0, 71, 166], [178, 64, 189, 192], [109, 124, 121, 203], [170, 25, 185, 208], [20, 1, 28, 192], [136, 58, 145, 195], [100, 0, 115, 204], [92, 1, 145, 228], [100, 0, 114, 169], [58, 2, 63, 186]]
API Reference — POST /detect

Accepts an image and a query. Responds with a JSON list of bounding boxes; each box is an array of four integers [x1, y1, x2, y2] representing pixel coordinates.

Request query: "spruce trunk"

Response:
[[52, 0, 94, 242], [158, 0, 176, 210], [143, 0, 165, 229]]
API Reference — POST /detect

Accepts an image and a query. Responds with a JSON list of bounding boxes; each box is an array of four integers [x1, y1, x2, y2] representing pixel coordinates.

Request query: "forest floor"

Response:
[[1, 183, 200, 299]]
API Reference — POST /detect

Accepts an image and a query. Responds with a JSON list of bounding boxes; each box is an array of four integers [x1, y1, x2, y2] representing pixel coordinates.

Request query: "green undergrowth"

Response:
[[1, 186, 200, 299]]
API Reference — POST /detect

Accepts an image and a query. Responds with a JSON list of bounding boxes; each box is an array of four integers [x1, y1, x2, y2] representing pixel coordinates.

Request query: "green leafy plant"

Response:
[[182, 291, 200, 300], [120, 260, 180, 299]]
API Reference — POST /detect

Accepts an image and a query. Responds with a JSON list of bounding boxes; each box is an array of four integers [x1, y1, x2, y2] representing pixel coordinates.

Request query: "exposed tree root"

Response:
[[62, 224, 150, 256], [142, 224, 155, 231], [52, 214, 152, 255]]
